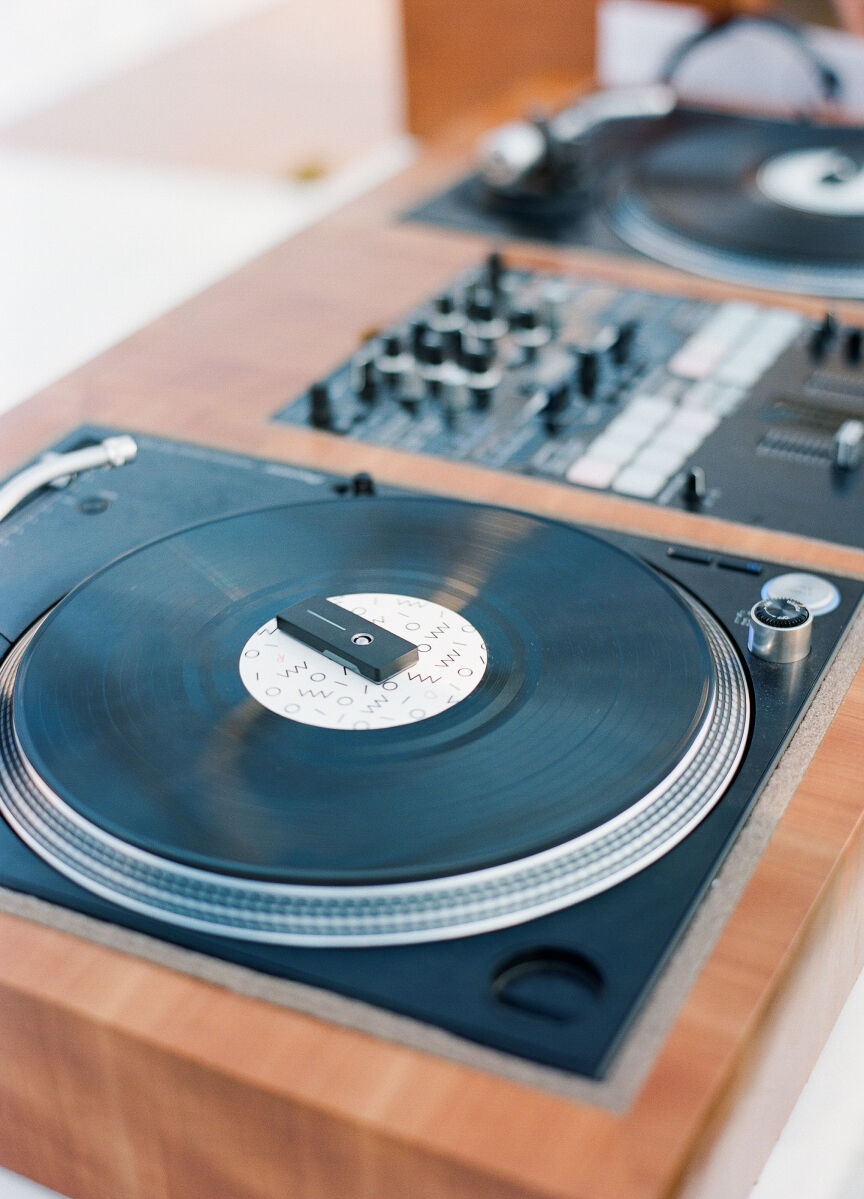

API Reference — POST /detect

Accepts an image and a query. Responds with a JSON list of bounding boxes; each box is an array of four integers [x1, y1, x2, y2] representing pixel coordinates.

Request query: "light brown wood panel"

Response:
[[0, 1, 403, 177], [400, 0, 598, 136], [3, 111, 864, 1199]]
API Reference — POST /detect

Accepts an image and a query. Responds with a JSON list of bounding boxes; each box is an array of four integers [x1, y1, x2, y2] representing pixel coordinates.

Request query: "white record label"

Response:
[[239, 593, 487, 730], [757, 148, 864, 217]]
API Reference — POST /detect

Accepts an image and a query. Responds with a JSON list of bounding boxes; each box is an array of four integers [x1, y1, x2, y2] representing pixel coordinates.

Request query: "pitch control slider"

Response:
[[277, 595, 419, 683]]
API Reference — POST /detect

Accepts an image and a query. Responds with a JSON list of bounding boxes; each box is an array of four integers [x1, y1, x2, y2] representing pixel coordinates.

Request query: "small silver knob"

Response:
[[748, 597, 812, 663]]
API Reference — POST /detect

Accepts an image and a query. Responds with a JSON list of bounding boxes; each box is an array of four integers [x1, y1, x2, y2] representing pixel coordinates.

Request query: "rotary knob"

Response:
[[747, 597, 812, 663]]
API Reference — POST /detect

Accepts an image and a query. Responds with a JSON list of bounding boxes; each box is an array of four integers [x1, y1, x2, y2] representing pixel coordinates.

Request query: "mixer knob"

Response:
[[417, 331, 446, 367], [351, 354, 377, 403], [462, 341, 493, 373], [510, 304, 550, 349], [747, 597, 812, 663], [575, 349, 599, 399], [682, 467, 707, 505], [350, 471, 376, 496], [410, 320, 430, 354], [833, 419, 864, 470], [611, 320, 639, 366], [541, 381, 571, 433], [844, 327, 863, 366], [429, 293, 465, 335], [462, 342, 500, 410], [377, 333, 410, 387], [466, 289, 495, 322], [309, 382, 334, 429], [465, 288, 508, 341], [416, 330, 448, 392], [485, 250, 506, 294], [809, 312, 839, 361]]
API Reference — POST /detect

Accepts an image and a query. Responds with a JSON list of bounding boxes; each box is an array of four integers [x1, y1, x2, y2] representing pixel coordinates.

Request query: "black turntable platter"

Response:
[[608, 113, 864, 293], [0, 498, 749, 944]]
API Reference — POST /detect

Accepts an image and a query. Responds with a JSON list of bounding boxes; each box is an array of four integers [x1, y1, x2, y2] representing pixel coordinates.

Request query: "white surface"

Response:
[[753, 966, 864, 1199], [0, 0, 278, 126], [0, 136, 413, 415], [0, 1173, 64, 1199]]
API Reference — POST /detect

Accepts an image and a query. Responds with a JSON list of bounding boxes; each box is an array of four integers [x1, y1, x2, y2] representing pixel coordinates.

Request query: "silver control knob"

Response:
[[748, 597, 812, 663]]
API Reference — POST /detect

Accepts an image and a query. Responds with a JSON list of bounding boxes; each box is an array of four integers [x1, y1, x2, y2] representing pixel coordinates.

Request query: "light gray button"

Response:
[[834, 419, 863, 470], [761, 572, 841, 615], [613, 464, 667, 498]]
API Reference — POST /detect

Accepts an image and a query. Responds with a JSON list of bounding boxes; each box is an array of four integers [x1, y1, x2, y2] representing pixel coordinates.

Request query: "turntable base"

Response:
[[3, 105, 864, 1199]]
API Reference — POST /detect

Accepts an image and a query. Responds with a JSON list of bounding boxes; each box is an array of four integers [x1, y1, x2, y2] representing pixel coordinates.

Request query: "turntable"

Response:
[[0, 426, 861, 1090], [407, 18, 864, 298]]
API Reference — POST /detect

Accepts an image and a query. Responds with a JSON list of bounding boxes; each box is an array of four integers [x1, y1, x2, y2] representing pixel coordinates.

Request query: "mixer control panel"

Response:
[[274, 255, 864, 546]]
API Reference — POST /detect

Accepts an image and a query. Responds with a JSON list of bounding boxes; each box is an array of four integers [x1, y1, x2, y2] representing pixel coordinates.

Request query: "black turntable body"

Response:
[[0, 428, 859, 1081], [409, 106, 864, 299]]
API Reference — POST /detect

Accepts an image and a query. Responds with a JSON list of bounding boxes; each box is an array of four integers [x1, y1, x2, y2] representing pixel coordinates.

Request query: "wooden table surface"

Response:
[[2, 128, 864, 1199]]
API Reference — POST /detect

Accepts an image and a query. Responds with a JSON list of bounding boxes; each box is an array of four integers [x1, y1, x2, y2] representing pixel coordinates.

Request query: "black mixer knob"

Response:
[[462, 342, 494, 374], [682, 467, 707, 505], [309, 382, 334, 429], [462, 341, 499, 410], [417, 331, 446, 367], [511, 304, 539, 329], [809, 312, 839, 361], [542, 382, 570, 431], [350, 471, 376, 496], [576, 349, 599, 400], [377, 333, 409, 388], [611, 320, 639, 366], [465, 287, 508, 342], [485, 250, 505, 294], [466, 289, 497, 324], [410, 319, 430, 354], [510, 304, 549, 349], [429, 293, 464, 336]]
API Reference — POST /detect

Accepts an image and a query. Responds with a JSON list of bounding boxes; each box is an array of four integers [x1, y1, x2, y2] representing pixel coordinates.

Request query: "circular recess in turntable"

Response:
[[605, 117, 864, 297], [0, 499, 749, 944]]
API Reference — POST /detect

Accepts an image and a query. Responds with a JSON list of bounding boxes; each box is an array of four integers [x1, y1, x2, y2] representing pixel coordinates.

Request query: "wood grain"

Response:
[[400, 0, 598, 136], [3, 119, 864, 1199]]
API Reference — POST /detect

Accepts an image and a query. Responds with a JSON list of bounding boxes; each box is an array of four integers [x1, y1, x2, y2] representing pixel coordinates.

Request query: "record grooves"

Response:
[[607, 115, 864, 294], [0, 498, 750, 945]]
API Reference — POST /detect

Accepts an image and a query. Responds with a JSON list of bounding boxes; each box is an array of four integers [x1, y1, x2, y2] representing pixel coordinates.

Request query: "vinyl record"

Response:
[[0, 499, 749, 944], [606, 112, 864, 296]]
